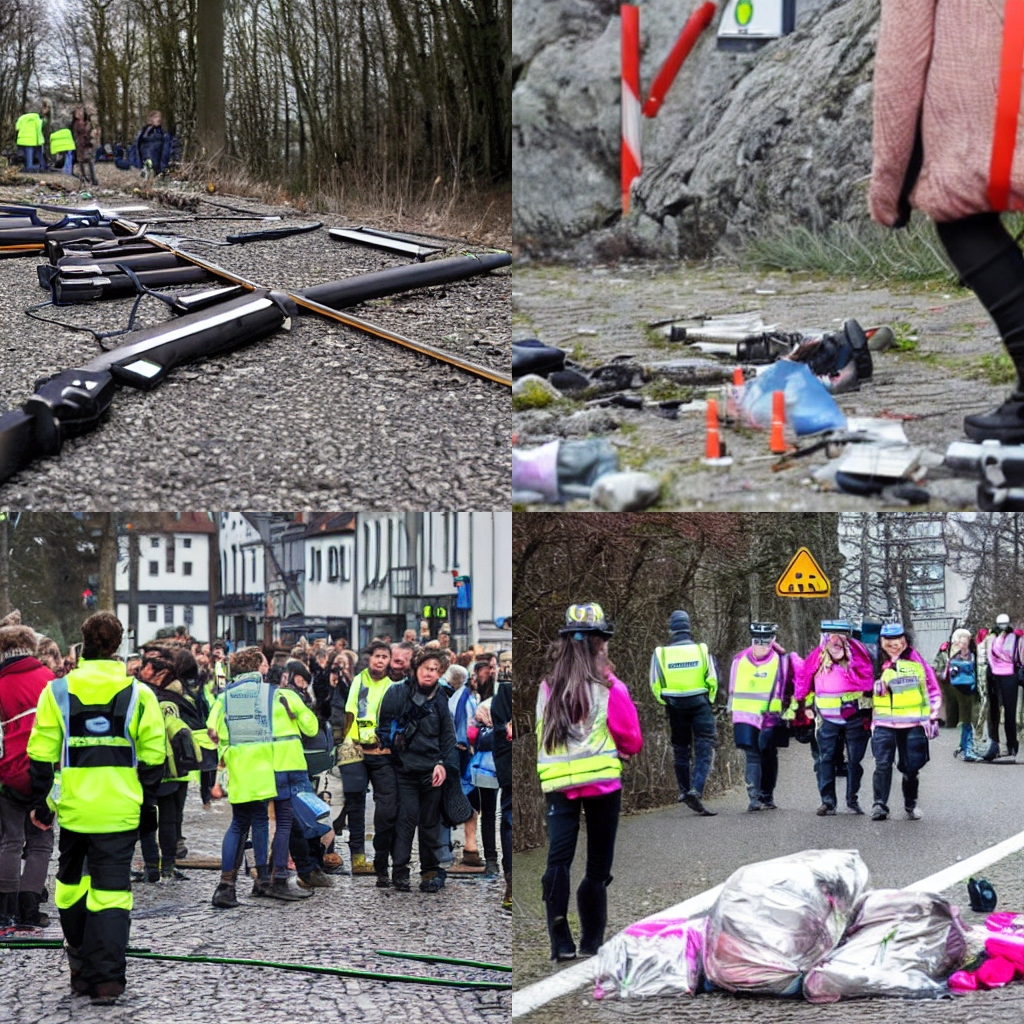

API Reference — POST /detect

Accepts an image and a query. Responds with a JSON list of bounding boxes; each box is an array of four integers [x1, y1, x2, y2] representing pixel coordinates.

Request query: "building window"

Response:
[[148, 561, 159, 576], [147, 605, 157, 623], [164, 604, 174, 624], [150, 537, 159, 548], [341, 547, 350, 582], [166, 537, 175, 573], [251, 551, 256, 583], [328, 546, 339, 581], [183, 538, 192, 548], [316, 549, 323, 582], [183, 562, 193, 576]]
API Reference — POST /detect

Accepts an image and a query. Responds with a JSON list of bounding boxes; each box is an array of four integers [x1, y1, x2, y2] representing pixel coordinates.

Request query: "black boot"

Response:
[[542, 866, 575, 961], [212, 870, 238, 909], [965, 395, 1024, 443], [576, 875, 610, 957], [15, 891, 44, 930], [0, 891, 16, 935]]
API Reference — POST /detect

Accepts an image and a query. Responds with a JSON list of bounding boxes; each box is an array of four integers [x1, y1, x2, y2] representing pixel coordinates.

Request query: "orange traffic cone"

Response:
[[769, 390, 788, 454], [705, 397, 721, 459], [726, 366, 745, 420], [732, 366, 745, 388]]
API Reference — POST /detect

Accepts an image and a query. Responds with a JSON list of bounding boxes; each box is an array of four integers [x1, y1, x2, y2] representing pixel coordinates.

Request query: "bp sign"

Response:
[[718, 0, 796, 51]]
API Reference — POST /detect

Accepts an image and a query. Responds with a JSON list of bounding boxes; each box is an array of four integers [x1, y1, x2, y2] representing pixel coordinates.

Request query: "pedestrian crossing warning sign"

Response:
[[776, 547, 831, 597]]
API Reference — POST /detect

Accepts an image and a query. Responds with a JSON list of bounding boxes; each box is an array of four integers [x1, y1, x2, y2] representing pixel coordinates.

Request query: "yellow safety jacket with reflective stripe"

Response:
[[731, 652, 783, 721], [26, 660, 166, 833], [535, 681, 620, 793], [344, 668, 393, 746], [874, 658, 929, 727], [652, 642, 714, 703], [16, 113, 42, 147]]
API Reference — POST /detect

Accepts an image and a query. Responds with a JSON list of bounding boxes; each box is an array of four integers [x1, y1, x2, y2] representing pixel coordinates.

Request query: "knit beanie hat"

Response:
[[0, 623, 39, 662]]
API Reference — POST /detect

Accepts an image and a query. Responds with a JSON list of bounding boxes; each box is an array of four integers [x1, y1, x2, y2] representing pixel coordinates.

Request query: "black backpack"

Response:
[[967, 877, 997, 913]]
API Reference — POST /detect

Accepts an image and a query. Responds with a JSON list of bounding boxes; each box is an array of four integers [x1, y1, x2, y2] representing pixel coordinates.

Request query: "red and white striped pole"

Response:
[[621, 3, 642, 215]]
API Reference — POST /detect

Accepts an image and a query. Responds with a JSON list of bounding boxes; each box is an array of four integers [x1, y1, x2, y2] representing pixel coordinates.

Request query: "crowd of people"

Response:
[[533, 602, 996, 962], [0, 608, 511, 1005], [13, 101, 174, 183]]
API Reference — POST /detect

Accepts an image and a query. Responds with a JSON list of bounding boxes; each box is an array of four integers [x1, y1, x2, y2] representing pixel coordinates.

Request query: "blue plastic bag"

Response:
[[740, 361, 846, 436], [291, 789, 332, 838], [469, 750, 499, 789]]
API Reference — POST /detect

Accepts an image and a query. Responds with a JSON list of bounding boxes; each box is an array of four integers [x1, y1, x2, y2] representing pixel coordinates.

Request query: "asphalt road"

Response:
[[0, 183, 510, 508], [513, 725, 1024, 1020]]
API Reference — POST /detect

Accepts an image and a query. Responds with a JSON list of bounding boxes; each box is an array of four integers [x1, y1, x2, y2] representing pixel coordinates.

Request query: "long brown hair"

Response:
[[541, 634, 610, 753]]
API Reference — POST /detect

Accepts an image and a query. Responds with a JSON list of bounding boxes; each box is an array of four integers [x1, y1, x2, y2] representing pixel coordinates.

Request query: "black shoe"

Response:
[[90, 981, 124, 1005], [547, 911, 577, 961], [816, 803, 836, 816], [393, 878, 412, 893], [267, 876, 312, 901], [760, 798, 778, 810], [871, 804, 888, 821], [375, 874, 391, 889], [251, 874, 273, 898], [211, 883, 238, 909], [965, 397, 1024, 443], [682, 791, 716, 816], [982, 740, 1000, 762], [419, 873, 445, 894]]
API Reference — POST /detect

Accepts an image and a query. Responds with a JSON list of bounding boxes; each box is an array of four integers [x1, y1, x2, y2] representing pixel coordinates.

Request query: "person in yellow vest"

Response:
[[25, 612, 166, 1006], [729, 623, 797, 812], [536, 603, 642, 961], [342, 640, 399, 882], [650, 609, 719, 816], [870, 623, 942, 821], [49, 124, 76, 174], [15, 110, 43, 171]]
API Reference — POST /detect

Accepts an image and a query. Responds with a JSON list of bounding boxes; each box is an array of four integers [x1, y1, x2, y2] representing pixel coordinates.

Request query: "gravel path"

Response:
[[0, 180, 510, 508], [513, 259, 1011, 510]]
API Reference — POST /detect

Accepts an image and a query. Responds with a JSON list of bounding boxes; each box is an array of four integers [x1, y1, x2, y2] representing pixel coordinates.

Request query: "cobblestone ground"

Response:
[[1, 775, 509, 1024]]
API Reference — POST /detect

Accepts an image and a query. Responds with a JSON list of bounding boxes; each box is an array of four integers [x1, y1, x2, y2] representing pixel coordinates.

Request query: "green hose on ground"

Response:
[[123, 950, 511, 989], [375, 949, 511, 972]]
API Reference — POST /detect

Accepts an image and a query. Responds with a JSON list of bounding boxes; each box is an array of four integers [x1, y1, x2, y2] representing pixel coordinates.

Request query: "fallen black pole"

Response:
[[38, 251, 185, 288], [301, 252, 511, 309], [51, 265, 211, 305]]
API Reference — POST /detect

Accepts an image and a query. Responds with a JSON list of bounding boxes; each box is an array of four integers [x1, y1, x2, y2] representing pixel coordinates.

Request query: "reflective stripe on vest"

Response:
[[50, 676, 138, 769], [989, 0, 1024, 210], [874, 659, 928, 726], [224, 674, 281, 745], [732, 653, 782, 717], [815, 689, 865, 712], [656, 643, 708, 697], [535, 682, 620, 793], [355, 669, 388, 745]]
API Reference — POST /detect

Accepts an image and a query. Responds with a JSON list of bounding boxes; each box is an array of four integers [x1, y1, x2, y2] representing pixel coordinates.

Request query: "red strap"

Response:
[[989, 0, 1024, 210]]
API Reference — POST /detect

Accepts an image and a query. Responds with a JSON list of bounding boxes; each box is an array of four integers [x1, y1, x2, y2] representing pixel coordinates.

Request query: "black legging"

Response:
[[936, 213, 1024, 395], [987, 669, 1019, 755]]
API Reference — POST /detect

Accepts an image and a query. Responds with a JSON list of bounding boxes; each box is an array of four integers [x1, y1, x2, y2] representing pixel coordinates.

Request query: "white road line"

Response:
[[511, 828, 1024, 1020]]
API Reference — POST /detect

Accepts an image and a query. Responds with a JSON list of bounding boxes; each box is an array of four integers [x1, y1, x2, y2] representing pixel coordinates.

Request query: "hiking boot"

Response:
[[297, 869, 333, 889], [815, 803, 836, 816], [871, 804, 888, 821], [90, 981, 124, 1006], [419, 873, 446, 894], [682, 791, 716, 816], [160, 868, 187, 882], [66, 944, 88, 995], [905, 806, 923, 821], [847, 800, 865, 815], [460, 850, 485, 868], [175, 839, 188, 860], [351, 853, 376, 875], [982, 740, 1001, 762], [375, 873, 391, 889], [393, 877, 412, 893], [965, 396, 1024, 444], [268, 876, 312, 901], [483, 858, 500, 879], [211, 882, 238, 909], [251, 868, 273, 898], [0, 892, 17, 937], [760, 798, 778, 810]]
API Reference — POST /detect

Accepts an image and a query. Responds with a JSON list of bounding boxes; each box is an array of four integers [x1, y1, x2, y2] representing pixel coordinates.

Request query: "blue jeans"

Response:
[[815, 716, 870, 808], [734, 724, 779, 803], [272, 770, 306, 876], [665, 695, 717, 796], [221, 800, 269, 873], [871, 725, 929, 812], [20, 146, 36, 171]]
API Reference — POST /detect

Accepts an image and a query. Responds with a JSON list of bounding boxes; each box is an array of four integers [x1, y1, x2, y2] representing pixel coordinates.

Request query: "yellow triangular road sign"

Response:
[[776, 547, 831, 598]]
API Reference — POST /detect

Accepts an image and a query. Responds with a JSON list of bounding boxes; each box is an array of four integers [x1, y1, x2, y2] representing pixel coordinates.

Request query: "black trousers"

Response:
[[500, 785, 512, 877], [987, 669, 1019, 754], [365, 754, 399, 874], [56, 827, 136, 989], [392, 769, 444, 882], [139, 781, 186, 870], [936, 213, 1024, 392]]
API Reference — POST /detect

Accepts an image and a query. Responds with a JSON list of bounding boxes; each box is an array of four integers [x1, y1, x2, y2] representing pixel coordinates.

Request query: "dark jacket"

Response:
[[377, 680, 458, 775], [491, 681, 512, 790]]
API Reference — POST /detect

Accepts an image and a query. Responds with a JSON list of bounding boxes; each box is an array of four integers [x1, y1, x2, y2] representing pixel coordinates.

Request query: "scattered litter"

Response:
[[511, 438, 618, 504], [741, 361, 847, 436], [576, 328, 598, 336], [590, 471, 662, 511], [594, 918, 705, 1000], [512, 338, 565, 379]]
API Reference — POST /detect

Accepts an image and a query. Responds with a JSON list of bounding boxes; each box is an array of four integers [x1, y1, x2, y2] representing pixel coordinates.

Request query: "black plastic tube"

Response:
[[52, 265, 211, 304], [39, 252, 184, 289], [300, 252, 511, 309]]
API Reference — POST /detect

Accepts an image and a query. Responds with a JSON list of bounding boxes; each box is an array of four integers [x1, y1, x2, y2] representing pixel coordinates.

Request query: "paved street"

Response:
[[513, 725, 1024, 1020], [1, 774, 510, 1024]]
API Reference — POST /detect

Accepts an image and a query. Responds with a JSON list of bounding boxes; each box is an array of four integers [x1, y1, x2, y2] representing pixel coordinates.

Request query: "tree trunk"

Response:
[[98, 514, 116, 612], [0, 515, 9, 618], [196, 0, 225, 163]]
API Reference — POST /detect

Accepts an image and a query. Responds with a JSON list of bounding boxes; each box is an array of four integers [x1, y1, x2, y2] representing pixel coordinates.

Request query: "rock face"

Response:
[[513, 0, 880, 257]]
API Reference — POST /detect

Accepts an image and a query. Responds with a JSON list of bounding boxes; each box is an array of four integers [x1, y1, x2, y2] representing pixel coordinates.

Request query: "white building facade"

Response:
[[214, 512, 267, 646]]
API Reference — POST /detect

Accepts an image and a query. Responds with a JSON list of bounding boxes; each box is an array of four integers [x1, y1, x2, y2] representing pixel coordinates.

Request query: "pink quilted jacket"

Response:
[[870, 0, 1022, 225]]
